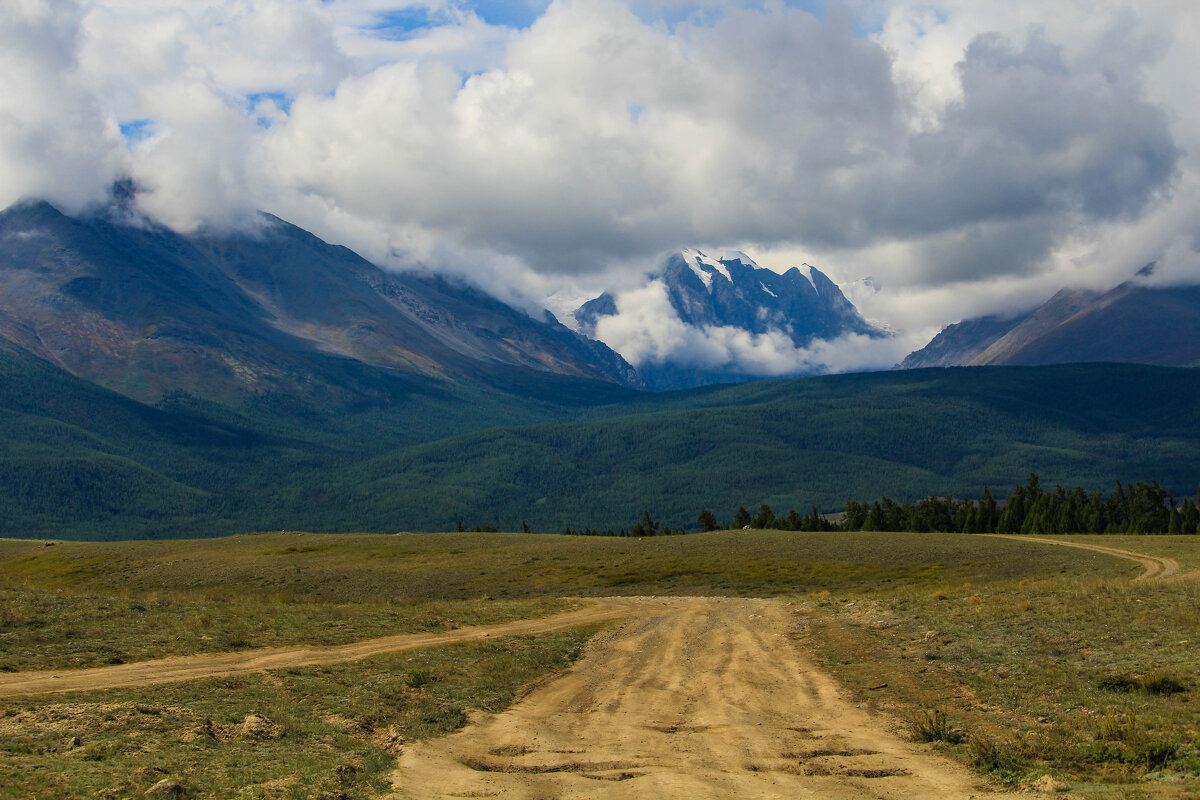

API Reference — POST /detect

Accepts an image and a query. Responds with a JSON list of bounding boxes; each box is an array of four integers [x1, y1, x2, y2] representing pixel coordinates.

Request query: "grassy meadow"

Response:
[[1, 530, 1198, 798]]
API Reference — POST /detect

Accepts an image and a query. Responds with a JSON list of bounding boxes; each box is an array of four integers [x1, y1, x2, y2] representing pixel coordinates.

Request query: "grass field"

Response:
[[808, 535, 1200, 797], [1, 531, 1197, 798], [0, 630, 596, 799]]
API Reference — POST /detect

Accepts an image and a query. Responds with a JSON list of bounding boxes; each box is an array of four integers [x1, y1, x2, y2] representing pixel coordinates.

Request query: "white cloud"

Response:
[[591, 279, 920, 375], [1, 0, 1197, 364], [0, 0, 125, 212]]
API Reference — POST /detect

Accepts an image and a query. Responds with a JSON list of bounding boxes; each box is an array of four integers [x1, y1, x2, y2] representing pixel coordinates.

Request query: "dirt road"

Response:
[[387, 596, 1022, 800], [989, 535, 1181, 581], [0, 600, 639, 697], [4, 537, 1173, 797]]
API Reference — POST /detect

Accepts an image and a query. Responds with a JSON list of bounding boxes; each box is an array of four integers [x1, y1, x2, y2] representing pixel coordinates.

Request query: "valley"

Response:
[[5, 339, 1200, 539]]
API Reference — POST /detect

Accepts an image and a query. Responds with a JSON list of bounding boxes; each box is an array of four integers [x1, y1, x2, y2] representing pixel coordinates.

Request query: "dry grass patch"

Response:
[[0, 584, 569, 672], [0, 628, 597, 800], [809, 557, 1200, 797]]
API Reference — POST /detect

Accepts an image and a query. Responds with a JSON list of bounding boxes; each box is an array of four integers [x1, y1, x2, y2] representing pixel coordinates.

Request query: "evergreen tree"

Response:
[[752, 503, 776, 529], [1181, 499, 1200, 535], [802, 505, 827, 532], [963, 504, 980, 534], [979, 486, 999, 532], [863, 500, 886, 531], [697, 509, 719, 532], [843, 500, 867, 531], [733, 505, 752, 528]]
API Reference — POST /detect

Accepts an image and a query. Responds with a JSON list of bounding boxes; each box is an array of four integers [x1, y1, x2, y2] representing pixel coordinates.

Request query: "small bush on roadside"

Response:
[[969, 734, 1023, 778], [910, 709, 962, 743]]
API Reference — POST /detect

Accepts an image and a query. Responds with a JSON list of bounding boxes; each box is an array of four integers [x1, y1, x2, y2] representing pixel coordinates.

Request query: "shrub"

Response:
[[1141, 672, 1187, 696], [1097, 674, 1140, 693], [1131, 737, 1179, 769], [405, 669, 437, 689], [910, 709, 962, 743], [969, 734, 1022, 776]]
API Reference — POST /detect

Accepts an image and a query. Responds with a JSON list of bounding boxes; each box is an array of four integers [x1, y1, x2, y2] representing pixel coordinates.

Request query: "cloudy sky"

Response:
[[2, 0, 1197, 373]]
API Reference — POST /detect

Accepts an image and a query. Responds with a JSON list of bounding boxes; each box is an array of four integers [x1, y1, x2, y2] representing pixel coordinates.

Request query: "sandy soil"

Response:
[[387, 596, 1024, 799]]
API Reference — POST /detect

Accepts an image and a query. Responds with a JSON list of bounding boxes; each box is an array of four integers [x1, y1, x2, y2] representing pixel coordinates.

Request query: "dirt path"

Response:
[[387, 597, 1022, 800], [0, 600, 641, 698], [987, 535, 1181, 581], [5, 539, 1173, 796]]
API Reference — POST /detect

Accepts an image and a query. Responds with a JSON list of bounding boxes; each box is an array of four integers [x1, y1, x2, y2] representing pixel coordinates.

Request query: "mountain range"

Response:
[[575, 249, 887, 390], [900, 276, 1200, 370], [3, 197, 1200, 539]]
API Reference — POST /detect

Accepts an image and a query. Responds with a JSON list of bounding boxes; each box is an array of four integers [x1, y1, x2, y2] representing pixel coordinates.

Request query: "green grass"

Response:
[[0, 530, 1131, 605], [0, 584, 568, 672], [807, 537, 1200, 796], [0, 629, 596, 800], [2, 531, 1197, 796]]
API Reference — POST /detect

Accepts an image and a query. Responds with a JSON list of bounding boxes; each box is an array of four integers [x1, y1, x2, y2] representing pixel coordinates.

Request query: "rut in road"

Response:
[[388, 597, 1023, 800]]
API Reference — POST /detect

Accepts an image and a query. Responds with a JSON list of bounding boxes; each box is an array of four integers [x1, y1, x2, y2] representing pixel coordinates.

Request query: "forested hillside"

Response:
[[3, 346, 1199, 540]]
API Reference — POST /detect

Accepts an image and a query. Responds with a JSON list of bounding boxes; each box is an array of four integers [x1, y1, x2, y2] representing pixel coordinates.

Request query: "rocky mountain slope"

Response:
[[0, 200, 641, 407], [901, 279, 1200, 369]]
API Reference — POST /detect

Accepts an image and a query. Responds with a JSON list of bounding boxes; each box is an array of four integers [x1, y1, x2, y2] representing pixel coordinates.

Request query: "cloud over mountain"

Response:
[[1, 0, 1197, 348]]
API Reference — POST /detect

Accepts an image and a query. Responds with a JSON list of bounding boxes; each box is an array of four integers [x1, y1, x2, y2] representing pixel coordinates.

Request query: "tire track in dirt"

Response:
[[0, 599, 645, 697], [386, 597, 1024, 800], [986, 535, 1181, 581]]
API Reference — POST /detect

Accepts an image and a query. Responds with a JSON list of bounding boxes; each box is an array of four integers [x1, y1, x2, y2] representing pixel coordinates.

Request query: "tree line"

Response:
[[561, 510, 688, 537], [474, 474, 1199, 537], [685, 474, 1200, 536], [838, 474, 1199, 534]]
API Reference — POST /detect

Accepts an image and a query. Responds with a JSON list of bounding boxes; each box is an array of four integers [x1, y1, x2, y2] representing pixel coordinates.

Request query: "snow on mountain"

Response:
[[574, 249, 890, 390]]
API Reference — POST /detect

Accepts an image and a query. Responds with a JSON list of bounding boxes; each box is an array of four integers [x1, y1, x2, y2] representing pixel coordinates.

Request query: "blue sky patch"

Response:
[[119, 119, 155, 145], [367, 7, 440, 40], [467, 0, 550, 29]]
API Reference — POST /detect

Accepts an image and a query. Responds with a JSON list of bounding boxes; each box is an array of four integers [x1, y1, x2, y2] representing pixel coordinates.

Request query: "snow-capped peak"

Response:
[[798, 264, 819, 294], [681, 248, 734, 287], [716, 250, 758, 268]]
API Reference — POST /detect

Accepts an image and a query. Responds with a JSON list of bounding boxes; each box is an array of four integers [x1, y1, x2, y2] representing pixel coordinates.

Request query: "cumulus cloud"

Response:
[[1, 0, 1197, 358], [0, 0, 125, 212]]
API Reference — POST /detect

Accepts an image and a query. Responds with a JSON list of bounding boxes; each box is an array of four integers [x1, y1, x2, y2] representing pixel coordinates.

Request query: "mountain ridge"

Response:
[[901, 279, 1200, 370], [0, 200, 642, 408], [575, 248, 886, 390]]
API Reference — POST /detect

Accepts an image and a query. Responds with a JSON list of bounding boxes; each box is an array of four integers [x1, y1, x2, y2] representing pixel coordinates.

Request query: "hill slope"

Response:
[[4, 347, 1198, 539], [280, 363, 1200, 532]]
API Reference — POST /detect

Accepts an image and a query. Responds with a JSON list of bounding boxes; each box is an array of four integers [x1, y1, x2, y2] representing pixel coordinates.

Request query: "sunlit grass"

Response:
[[2, 530, 1195, 797], [0, 629, 596, 800], [810, 546, 1200, 796]]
